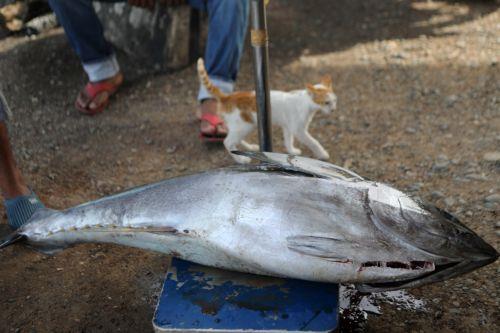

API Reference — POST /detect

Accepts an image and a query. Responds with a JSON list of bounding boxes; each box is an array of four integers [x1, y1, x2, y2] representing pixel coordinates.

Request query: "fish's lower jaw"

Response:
[[355, 259, 490, 293]]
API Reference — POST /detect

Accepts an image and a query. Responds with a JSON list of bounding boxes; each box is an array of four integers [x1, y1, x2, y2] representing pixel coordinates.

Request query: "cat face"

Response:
[[306, 76, 337, 114]]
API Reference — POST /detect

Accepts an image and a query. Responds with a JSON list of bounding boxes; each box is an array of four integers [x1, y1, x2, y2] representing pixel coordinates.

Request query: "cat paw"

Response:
[[232, 154, 252, 164], [245, 144, 260, 152], [315, 151, 330, 160], [290, 148, 302, 155]]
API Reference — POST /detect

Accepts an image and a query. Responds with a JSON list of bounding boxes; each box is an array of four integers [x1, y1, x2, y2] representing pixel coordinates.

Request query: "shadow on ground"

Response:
[[268, 0, 497, 59]]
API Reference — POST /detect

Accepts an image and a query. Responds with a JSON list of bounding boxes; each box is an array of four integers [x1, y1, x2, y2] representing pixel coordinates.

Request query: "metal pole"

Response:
[[250, 0, 272, 152]]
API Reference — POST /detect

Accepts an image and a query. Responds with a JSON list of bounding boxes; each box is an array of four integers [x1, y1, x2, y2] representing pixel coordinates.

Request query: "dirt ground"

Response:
[[0, 0, 499, 332]]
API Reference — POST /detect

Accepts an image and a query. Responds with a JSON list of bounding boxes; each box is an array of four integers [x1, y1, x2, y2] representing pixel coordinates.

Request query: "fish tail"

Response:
[[0, 207, 59, 251], [0, 232, 27, 249], [197, 58, 227, 100]]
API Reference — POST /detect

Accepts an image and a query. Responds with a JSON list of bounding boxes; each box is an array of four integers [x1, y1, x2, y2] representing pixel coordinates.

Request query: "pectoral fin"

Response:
[[287, 235, 353, 262]]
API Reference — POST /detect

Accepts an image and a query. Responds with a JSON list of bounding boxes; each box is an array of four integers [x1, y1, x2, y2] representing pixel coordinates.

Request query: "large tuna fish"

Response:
[[1, 152, 497, 292]]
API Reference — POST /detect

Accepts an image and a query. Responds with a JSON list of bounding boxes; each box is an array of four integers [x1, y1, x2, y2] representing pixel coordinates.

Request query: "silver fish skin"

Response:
[[2, 152, 498, 292]]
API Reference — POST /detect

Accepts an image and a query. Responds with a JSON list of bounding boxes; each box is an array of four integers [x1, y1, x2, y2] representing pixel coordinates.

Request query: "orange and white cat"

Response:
[[197, 58, 337, 164]]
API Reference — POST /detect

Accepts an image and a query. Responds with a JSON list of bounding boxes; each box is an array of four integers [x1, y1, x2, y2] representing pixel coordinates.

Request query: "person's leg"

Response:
[[191, 0, 249, 137], [48, 0, 122, 79], [0, 123, 29, 199], [0, 93, 44, 229], [48, 0, 123, 114], [204, 0, 249, 83]]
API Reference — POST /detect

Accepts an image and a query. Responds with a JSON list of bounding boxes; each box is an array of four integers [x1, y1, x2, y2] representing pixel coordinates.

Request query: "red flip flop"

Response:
[[199, 113, 227, 142], [75, 75, 123, 116]]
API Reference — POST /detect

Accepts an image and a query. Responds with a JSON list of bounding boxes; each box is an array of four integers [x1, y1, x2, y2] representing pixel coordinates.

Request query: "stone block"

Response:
[[94, 2, 201, 71]]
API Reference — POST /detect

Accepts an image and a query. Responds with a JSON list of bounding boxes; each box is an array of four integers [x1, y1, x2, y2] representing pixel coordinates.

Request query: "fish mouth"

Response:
[[357, 255, 498, 293]]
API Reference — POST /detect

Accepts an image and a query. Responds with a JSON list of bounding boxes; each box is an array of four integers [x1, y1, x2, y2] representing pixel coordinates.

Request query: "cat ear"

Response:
[[320, 75, 332, 88], [306, 83, 316, 95]]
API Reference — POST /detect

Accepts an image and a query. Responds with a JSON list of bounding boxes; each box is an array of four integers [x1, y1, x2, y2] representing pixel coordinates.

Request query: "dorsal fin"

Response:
[[232, 151, 364, 181]]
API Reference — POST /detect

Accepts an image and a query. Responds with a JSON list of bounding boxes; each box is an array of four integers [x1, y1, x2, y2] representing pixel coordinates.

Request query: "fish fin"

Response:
[[14, 207, 60, 232], [30, 207, 59, 221], [232, 151, 364, 181], [287, 235, 352, 262], [26, 244, 66, 256], [355, 283, 384, 293], [0, 231, 65, 255], [0, 232, 27, 250]]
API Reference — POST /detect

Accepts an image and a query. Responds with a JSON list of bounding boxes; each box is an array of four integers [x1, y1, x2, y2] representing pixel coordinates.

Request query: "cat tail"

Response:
[[197, 58, 228, 99]]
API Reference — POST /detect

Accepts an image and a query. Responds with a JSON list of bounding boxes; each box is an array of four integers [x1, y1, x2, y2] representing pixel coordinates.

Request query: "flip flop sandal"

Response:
[[199, 112, 227, 142], [75, 78, 122, 116]]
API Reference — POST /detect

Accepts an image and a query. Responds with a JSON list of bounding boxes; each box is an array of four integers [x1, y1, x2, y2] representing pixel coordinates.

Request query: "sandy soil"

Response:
[[0, 1, 499, 332]]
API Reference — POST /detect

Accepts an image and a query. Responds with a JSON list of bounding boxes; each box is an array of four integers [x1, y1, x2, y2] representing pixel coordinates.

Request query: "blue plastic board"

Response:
[[153, 258, 339, 332]]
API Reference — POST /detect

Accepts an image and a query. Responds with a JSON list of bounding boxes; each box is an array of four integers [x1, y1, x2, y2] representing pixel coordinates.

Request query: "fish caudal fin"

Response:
[[0, 232, 26, 249]]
